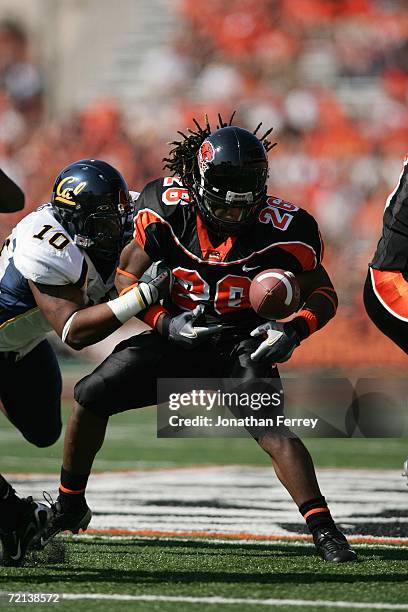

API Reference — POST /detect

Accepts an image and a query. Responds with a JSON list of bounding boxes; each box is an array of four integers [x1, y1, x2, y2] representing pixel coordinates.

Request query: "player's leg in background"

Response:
[[0, 470, 49, 566], [0, 340, 61, 564], [223, 337, 356, 562], [0, 339, 62, 502], [0, 340, 62, 448]]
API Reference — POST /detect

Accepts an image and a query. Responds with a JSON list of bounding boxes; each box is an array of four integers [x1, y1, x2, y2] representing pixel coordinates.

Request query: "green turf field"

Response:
[[2, 537, 408, 611], [3, 397, 408, 611], [1, 402, 408, 473]]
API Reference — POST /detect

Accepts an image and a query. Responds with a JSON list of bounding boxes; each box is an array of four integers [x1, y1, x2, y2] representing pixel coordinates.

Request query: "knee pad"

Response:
[[75, 332, 168, 417], [74, 372, 112, 417]]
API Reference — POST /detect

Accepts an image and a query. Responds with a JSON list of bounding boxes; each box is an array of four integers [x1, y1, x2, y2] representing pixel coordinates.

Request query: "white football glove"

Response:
[[250, 321, 300, 363], [163, 304, 222, 350]]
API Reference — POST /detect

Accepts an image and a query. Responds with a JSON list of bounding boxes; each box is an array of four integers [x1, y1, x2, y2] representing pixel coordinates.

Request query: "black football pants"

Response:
[[75, 330, 281, 420], [0, 340, 62, 447]]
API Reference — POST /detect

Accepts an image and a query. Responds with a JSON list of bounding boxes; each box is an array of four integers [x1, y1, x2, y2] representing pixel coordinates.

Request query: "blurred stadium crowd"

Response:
[[0, 0, 407, 369]]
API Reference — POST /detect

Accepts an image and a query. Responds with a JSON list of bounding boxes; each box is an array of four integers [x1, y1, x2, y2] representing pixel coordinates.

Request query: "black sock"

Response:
[[299, 496, 335, 534], [58, 466, 89, 510]]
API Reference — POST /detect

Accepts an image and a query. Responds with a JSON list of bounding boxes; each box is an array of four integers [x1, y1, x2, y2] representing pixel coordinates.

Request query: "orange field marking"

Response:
[[84, 528, 408, 545]]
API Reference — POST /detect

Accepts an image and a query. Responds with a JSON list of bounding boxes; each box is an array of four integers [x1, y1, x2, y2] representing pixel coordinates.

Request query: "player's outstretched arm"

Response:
[[115, 239, 153, 294], [115, 239, 175, 332], [29, 269, 170, 350], [0, 169, 24, 212]]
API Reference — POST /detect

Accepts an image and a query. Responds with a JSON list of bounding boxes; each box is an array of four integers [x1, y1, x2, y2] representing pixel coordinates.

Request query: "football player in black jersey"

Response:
[[364, 156, 408, 354], [363, 156, 408, 480], [44, 115, 356, 562]]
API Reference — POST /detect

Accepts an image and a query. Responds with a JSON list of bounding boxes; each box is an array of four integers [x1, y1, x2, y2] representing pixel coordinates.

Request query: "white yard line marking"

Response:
[[6, 467, 408, 542], [50, 593, 408, 609]]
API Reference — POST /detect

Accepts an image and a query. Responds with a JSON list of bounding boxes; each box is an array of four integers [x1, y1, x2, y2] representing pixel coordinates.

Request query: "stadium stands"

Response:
[[0, 0, 407, 368]]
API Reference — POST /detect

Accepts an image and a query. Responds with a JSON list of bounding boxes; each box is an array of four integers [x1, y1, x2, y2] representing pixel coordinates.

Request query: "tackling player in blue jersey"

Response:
[[0, 159, 170, 565]]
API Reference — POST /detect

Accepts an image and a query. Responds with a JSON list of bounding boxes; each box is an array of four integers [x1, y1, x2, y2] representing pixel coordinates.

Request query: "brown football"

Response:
[[249, 268, 301, 320]]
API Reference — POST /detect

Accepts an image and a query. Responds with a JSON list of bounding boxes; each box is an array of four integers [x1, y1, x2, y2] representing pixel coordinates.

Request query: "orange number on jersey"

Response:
[[171, 267, 210, 310], [162, 187, 191, 206], [214, 275, 251, 314], [171, 269, 251, 314]]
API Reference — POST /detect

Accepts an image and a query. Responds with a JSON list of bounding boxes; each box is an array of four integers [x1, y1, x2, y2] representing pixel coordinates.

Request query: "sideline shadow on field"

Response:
[[7, 538, 407, 587], [6, 567, 408, 587], [8, 538, 408, 589], [68, 537, 408, 561], [81, 538, 314, 557]]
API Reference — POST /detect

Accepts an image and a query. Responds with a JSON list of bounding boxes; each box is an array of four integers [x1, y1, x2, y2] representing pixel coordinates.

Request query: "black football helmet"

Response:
[[192, 126, 268, 234], [51, 159, 131, 262]]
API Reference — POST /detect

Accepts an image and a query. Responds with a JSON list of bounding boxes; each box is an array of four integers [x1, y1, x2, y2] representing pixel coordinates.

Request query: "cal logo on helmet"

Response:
[[55, 176, 87, 206], [198, 140, 215, 176]]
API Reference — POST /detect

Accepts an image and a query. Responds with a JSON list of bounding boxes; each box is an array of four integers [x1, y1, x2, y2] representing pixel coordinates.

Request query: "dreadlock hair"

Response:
[[162, 111, 277, 194]]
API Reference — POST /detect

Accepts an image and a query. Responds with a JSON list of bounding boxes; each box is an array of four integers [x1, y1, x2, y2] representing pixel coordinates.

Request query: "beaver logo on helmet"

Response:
[[198, 140, 215, 176]]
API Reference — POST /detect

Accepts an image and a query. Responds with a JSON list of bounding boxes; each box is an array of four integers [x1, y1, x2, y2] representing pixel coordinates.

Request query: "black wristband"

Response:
[[289, 316, 310, 342]]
